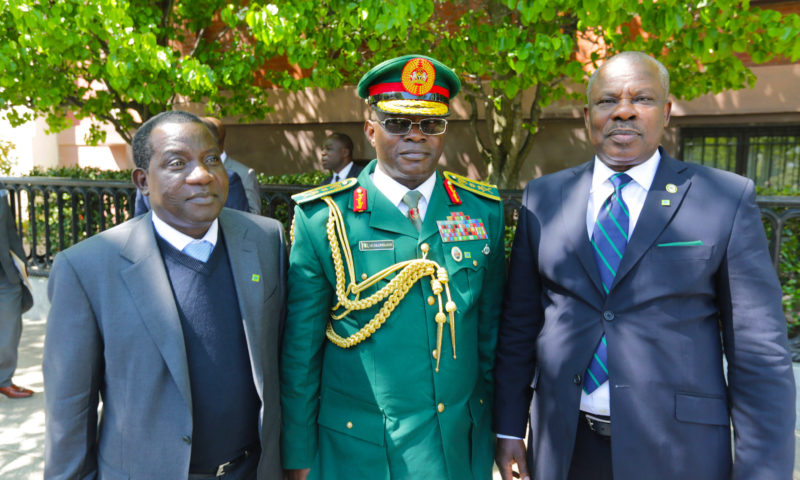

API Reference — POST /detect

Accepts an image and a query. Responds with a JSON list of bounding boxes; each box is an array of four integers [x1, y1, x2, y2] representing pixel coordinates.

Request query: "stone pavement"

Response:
[[1, 277, 799, 479]]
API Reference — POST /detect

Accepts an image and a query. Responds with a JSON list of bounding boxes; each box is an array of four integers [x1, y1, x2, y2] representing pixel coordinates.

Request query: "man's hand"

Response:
[[284, 468, 311, 480], [495, 438, 530, 480]]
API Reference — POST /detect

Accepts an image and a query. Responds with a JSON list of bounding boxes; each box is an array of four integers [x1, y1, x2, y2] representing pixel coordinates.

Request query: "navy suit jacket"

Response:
[[494, 150, 795, 480]]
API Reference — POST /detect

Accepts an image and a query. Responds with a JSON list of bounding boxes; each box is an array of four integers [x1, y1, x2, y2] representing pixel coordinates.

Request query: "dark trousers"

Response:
[[567, 415, 613, 480]]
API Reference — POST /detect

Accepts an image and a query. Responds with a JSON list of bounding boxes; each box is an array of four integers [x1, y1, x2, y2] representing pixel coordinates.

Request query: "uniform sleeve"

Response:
[[43, 253, 102, 479], [476, 200, 507, 397], [280, 205, 334, 469], [717, 180, 796, 480]]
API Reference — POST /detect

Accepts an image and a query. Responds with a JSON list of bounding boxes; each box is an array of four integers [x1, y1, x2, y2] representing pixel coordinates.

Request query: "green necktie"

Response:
[[402, 190, 423, 232]]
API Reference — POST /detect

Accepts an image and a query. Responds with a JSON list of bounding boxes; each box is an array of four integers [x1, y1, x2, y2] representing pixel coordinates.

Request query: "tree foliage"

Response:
[[0, 0, 271, 144], [246, 0, 800, 187]]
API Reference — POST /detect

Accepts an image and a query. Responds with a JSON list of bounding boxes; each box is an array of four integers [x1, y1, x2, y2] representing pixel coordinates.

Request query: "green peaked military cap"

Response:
[[357, 54, 461, 117]]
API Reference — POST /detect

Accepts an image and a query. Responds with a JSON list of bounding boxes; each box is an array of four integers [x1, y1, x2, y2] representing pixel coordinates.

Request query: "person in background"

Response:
[[319, 132, 363, 185], [203, 116, 262, 215], [0, 189, 33, 399]]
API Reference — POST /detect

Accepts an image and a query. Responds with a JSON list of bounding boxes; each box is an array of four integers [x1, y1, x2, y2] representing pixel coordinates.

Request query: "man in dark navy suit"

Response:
[[319, 133, 363, 185], [494, 51, 794, 480]]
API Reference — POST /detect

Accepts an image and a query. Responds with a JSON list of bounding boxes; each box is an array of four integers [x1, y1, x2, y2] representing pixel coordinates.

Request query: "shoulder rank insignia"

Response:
[[291, 178, 358, 204], [443, 171, 500, 201], [443, 178, 462, 205], [353, 186, 367, 212]]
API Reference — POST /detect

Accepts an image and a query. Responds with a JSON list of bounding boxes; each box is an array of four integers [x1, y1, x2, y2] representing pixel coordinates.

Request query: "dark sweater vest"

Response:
[[156, 232, 260, 471]]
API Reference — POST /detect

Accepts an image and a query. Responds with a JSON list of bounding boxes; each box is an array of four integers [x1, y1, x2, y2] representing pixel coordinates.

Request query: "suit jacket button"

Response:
[[182, 435, 191, 444], [573, 374, 582, 385], [603, 311, 615, 321]]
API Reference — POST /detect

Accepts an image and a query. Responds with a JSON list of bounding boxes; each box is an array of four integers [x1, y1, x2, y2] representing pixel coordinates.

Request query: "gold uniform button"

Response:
[[427, 296, 435, 305], [432, 349, 438, 359], [479, 398, 484, 405], [420, 243, 430, 253], [472, 260, 478, 267], [361, 273, 368, 280], [437, 403, 445, 413], [346, 421, 353, 429]]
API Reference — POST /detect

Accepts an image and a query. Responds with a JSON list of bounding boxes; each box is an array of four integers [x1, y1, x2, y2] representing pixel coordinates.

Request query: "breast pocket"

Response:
[[441, 240, 490, 307], [650, 244, 713, 262]]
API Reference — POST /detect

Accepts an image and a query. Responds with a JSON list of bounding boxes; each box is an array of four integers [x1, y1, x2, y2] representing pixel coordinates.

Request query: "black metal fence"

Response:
[[1, 176, 798, 277]]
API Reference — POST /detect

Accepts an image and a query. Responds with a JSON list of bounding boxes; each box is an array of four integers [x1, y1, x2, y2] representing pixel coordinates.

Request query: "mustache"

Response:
[[605, 122, 642, 136]]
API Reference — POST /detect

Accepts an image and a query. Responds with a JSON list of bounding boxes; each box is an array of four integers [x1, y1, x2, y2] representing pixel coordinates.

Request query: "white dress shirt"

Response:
[[151, 211, 219, 252], [372, 163, 437, 221], [579, 149, 661, 416], [332, 162, 355, 183]]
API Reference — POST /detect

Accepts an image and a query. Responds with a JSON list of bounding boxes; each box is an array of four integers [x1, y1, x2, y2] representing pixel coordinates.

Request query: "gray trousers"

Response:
[[0, 267, 23, 387]]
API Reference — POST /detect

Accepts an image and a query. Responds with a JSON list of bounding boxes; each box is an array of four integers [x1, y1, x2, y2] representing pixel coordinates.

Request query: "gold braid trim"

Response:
[[322, 197, 457, 370]]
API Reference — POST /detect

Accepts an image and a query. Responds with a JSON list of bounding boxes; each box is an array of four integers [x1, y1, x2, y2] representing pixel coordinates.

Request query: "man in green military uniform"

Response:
[[281, 54, 505, 479]]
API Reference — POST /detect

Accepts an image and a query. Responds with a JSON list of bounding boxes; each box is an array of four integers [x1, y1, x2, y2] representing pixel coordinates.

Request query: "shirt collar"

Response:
[[372, 163, 437, 208], [335, 162, 354, 179], [591, 149, 661, 193], [151, 211, 219, 251]]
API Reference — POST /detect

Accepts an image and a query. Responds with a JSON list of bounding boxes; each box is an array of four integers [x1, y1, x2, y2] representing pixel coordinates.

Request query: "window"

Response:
[[680, 125, 800, 190]]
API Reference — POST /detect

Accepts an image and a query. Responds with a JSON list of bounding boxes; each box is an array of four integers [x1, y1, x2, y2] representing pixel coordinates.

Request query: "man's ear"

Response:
[[364, 120, 376, 148], [131, 168, 149, 196]]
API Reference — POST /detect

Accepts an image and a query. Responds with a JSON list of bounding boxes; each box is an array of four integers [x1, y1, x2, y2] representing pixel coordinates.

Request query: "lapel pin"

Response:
[[661, 199, 671, 206], [251, 274, 261, 282], [482, 244, 491, 255], [665, 183, 678, 194], [451, 246, 463, 262]]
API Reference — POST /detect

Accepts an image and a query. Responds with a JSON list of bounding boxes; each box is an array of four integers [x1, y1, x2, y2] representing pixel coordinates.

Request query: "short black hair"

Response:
[[132, 111, 207, 170], [328, 132, 353, 160]]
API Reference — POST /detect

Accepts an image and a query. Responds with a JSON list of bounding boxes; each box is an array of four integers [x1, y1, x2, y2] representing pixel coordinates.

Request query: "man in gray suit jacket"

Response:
[[44, 111, 286, 479], [494, 52, 795, 480], [0, 190, 34, 398], [203, 116, 262, 215]]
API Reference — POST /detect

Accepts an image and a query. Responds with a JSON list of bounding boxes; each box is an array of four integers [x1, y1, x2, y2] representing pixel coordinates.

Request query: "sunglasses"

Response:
[[378, 117, 448, 136]]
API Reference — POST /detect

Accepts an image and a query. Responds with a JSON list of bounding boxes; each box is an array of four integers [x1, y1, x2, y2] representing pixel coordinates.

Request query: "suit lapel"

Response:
[[219, 211, 265, 397], [614, 153, 691, 286], [120, 214, 192, 410], [561, 162, 605, 299]]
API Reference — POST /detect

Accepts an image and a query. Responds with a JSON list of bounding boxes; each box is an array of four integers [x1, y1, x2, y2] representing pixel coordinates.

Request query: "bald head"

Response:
[[587, 52, 669, 103]]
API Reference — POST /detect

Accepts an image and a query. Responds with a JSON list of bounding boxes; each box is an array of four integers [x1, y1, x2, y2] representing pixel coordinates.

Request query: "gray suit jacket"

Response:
[[225, 154, 262, 215], [43, 209, 287, 479], [494, 150, 795, 479]]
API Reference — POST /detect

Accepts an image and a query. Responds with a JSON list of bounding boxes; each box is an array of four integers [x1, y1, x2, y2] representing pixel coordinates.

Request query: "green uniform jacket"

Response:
[[281, 160, 505, 479]]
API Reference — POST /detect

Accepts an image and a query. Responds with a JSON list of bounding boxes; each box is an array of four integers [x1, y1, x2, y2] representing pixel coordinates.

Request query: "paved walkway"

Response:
[[1, 278, 799, 478]]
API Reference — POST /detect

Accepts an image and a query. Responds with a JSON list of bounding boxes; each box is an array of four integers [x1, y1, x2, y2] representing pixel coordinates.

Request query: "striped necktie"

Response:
[[583, 172, 633, 394], [402, 190, 423, 233]]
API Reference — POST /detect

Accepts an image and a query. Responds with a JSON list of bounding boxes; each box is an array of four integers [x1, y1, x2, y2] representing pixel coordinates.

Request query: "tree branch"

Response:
[[516, 83, 543, 167], [466, 93, 489, 160]]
